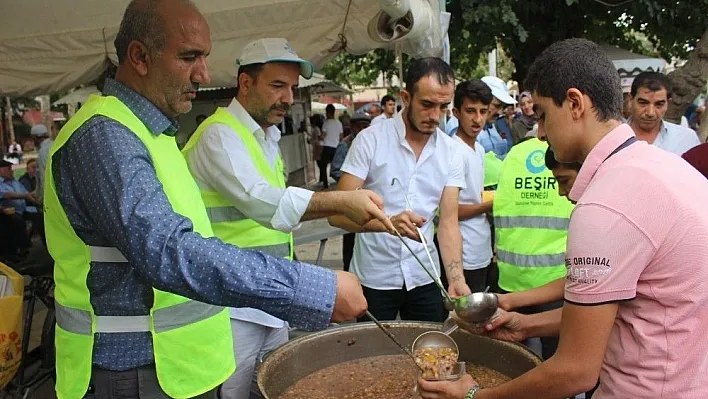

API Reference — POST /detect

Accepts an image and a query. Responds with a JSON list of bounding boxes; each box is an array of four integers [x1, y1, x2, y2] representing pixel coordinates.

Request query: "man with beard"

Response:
[[330, 57, 472, 323], [418, 38, 708, 399], [47, 2, 375, 397], [183, 38, 394, 399], [451, 80, 494, 292], [628, 71, 700, 155]]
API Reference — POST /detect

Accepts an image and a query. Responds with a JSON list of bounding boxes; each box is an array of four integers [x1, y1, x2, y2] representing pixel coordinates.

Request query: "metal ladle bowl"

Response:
[[411, 330, 459, 357], [451, 292, 499, 324]]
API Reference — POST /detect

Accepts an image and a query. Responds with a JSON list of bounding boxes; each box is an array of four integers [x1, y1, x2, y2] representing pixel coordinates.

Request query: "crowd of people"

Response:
[[3, 1, 707, 399]]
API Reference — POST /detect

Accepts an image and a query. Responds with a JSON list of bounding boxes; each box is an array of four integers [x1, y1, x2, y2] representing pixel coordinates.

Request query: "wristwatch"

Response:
[[465, 385, 481, 399]]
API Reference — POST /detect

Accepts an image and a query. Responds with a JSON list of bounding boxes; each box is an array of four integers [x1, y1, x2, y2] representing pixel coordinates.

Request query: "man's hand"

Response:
[[448, 281, 471, 298], [341, 189, 396, 234], [496, 293, 514, 311], [417, 374, 478, 399], [331, 271, 367, 322], [390, 210, 426, 241], [454, 309, 527, 343]]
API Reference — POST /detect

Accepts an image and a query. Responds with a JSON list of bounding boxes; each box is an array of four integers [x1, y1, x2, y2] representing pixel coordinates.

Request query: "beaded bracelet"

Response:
[[465, 385, 481, 399]]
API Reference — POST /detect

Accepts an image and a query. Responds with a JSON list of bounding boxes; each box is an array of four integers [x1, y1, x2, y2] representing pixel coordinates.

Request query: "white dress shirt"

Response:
[[455, 136, 492, 270], [341, 111, 466, 290], [186, 98, 314, 327], [370, 113, 389, 125], [653, 120, 700, 155]]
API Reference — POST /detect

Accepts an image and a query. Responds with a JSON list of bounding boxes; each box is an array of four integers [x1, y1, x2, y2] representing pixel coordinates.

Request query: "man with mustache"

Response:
[[183, 38, 394, 399], [330, 57, 472, 323], [47, 2, 377, 397], [628, 71, 700, 155], [418, 38, 708, 399]]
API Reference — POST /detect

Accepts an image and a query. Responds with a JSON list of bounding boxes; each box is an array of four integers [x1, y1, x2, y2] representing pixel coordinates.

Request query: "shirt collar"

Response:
[[102, 78, 179, 137], [569, 123, 635, 202], [392, 110, 438, 149], [226, 99, 282, 142]]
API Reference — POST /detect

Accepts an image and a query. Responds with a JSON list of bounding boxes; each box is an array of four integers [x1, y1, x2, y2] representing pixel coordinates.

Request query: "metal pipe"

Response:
[[390, 177, 440, 280]]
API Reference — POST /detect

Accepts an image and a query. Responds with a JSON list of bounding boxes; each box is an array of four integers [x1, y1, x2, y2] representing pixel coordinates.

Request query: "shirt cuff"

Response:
[[287, 263, 336, 331], [564, 287, 636, 304], [445, 178, 466, 189], [271, 187, 314, 232], [340, 166, 368, 181]]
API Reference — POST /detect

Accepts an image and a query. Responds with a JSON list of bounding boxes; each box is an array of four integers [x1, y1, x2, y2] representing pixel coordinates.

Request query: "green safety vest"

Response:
[[484, 151, 503, 188], [492, 138, 574, 292], [182, 108, 293, 259], [45, 95, 235, 399]]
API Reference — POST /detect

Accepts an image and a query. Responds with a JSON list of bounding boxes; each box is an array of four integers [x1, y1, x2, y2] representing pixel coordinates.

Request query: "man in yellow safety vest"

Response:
[[182, 38, 394, 399], [46, 2, 383, 398]]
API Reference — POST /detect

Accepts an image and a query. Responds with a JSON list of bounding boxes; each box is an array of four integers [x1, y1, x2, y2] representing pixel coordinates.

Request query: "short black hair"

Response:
[[235, 63, 265, 96], [524, 38, 622, 122], [325, 104, 335, 114], [454, 80, 493, 109], [545, 147, 581, 171], [630, 71, 672, 99], [405, 57, 455, 96], [381, 95, 396, 106]]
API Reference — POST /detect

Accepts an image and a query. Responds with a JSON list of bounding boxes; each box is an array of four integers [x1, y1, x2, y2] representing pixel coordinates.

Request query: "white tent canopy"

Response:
[[0, 0, 442, 97], [601, 44, 666, 76]]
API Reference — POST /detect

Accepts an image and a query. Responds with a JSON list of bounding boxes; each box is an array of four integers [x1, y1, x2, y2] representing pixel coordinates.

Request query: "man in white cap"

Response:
[[478, 76, 516, 160], [30, 123, 53, 204], [182, 38, 394, 399]]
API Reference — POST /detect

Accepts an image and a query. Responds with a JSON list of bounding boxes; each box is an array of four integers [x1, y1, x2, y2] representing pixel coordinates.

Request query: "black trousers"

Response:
[[358, 282, 445, 323], [342, 233, 355, 272], [319, 146, 336, 188], [24, 211, 45, 245], [0, 212, 31, 256], [84, 365, 220, 399]]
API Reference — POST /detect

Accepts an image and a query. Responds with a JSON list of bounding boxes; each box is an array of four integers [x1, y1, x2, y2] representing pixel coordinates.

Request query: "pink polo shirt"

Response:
[[565, 124, 708, 398]]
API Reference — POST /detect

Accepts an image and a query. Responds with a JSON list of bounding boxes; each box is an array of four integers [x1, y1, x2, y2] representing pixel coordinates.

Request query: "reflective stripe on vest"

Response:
[[494, 216, 569, 230], [206, 206, 248, 223], [56, 300, 224, 334], [47, 95, 235, 399], [493, 138, 574, 292], [496, 249, 566, 268]]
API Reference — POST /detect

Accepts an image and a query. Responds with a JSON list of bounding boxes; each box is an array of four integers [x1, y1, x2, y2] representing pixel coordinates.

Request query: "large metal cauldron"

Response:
[[257, 321, 541, 398]]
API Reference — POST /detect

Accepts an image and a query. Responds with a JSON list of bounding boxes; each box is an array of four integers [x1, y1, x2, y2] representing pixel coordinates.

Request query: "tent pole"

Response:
[[4, 97, 14, 149]]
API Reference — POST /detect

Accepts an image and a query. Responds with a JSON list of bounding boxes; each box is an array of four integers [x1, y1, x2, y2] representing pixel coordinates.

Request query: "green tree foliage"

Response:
[[322, 0, 707, 91], [448, 0, 708, 86]]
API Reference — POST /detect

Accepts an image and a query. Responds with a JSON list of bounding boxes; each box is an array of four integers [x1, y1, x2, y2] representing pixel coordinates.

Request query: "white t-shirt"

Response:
[[322, 118, 343, 148], [455, 136, 492, 270], [341, 111, 466, 290]]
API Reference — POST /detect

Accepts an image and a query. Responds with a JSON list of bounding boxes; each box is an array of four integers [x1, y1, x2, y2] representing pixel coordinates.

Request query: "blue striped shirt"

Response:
[[52, 78, 336, 370]]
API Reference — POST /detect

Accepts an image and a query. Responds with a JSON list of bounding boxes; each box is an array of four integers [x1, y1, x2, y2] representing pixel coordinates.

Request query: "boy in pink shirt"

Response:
[[418, 38, 708, 399]]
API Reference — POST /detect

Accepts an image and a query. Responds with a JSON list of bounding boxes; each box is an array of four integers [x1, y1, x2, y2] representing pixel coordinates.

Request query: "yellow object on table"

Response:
[[0, 262, 24, 390], [482, 190, 496, 203]]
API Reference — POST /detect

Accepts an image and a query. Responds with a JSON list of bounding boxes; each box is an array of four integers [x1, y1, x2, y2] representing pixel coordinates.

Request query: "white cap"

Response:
[[237, 38, 314, 79], [30, 124, 49, 137], [482, 76, 517, 105]]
